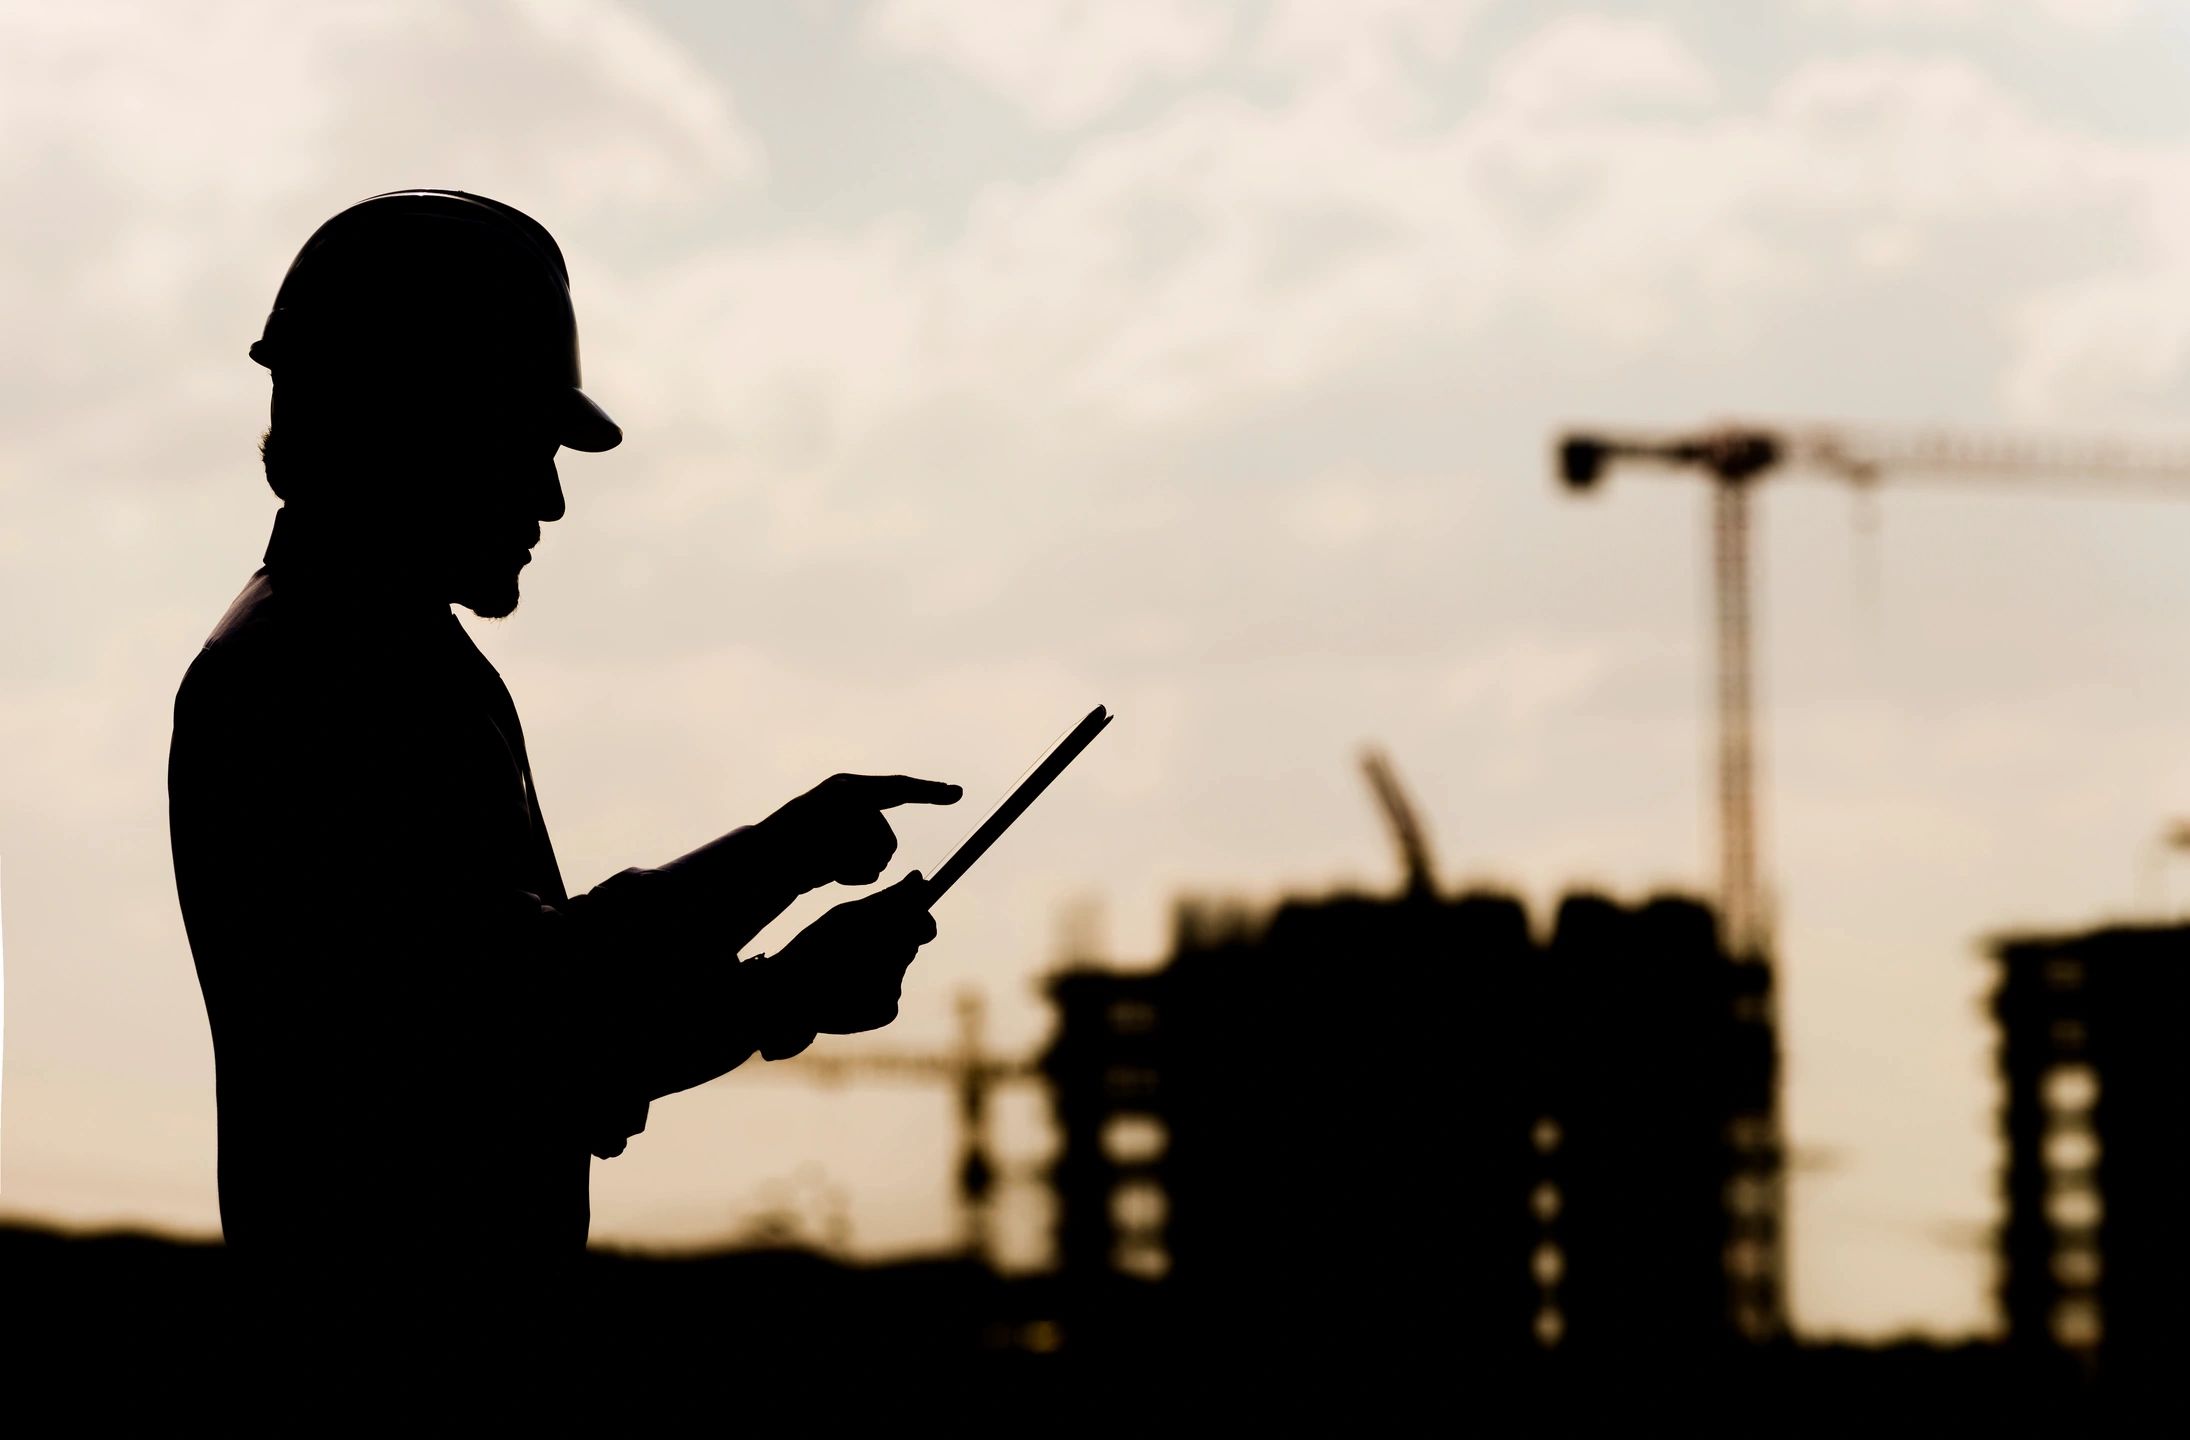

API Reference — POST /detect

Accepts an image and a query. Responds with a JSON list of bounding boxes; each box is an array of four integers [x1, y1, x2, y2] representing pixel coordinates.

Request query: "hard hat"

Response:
[[249, 189, 622, 452]]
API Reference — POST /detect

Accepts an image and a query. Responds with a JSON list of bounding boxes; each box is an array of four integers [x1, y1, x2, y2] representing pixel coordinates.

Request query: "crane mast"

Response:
[[1713, 479, 1763, 962]]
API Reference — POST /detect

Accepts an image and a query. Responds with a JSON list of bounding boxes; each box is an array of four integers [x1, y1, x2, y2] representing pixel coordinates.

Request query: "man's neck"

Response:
[[263, 504, 454, 623]]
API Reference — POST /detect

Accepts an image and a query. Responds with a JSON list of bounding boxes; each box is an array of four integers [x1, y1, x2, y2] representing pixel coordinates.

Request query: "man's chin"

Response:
[[454, 575, 522, 620]]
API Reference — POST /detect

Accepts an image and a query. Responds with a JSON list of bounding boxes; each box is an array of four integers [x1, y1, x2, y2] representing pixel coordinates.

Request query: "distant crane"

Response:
[[738, 989, 1039, 1266], [1361, 745, 1439, 899], [1556, 420, 2190, 964]]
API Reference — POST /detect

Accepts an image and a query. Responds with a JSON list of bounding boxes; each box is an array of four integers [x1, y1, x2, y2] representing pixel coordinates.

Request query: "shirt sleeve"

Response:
[[547, 862, 817, 1111]]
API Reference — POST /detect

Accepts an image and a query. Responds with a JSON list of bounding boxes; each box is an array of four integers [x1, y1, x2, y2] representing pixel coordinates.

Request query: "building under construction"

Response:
[[1991, 921, 2190, 1400], [1039, 879, 1783, 1382]]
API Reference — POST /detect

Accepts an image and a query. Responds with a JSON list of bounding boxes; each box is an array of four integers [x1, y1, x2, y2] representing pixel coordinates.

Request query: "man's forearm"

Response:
[[560, 825, 819, 1106], [620, 950, 815, 1100], [653, 822, 805, 954]]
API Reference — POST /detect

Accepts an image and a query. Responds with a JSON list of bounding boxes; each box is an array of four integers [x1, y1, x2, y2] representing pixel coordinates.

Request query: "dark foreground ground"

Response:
[[1, 1222, 2142, 1434]]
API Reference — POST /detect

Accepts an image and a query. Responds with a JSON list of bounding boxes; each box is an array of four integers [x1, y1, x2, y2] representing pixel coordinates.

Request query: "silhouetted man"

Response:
[[167, 190, 958, 1382]]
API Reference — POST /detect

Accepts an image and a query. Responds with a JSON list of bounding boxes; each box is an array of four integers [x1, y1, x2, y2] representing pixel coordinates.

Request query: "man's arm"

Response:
[[547, 859, 820, 1102], [173, 642, 936, 1158], [601, 770, 969, 1080], [169, 645, 808, 1156], [643, 767, 962, 957], [645, 825, 802, 958], [576, 866, 936, 1103]]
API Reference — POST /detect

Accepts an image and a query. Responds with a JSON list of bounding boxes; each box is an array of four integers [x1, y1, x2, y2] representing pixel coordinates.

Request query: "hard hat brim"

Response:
[[562, 387, 622, 452]]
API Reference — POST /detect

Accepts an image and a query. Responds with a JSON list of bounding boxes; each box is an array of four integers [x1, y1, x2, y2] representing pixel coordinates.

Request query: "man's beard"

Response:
[[452, 562, 524, 619], [439, 520, 537, 620]]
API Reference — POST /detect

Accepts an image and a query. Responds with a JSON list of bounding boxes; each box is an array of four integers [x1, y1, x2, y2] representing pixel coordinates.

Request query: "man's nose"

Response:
[[535, 454, 566, 524]]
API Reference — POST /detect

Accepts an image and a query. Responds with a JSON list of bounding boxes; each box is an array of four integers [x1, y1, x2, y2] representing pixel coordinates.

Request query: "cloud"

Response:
[[1252, 0, 1486, 115], [2001, 261, 2190, 421], [1484, 13, 1717, 121], [1277, 468, 1406, 549], [1437, 636, 1620, 727], [652, 14, 1716, 445], [556, 9, 2190, 541], [1809, 0, 2139, 30], [2034, 0, 2141, 25], [1764, 53, 2126, 216], [867, 0, 1234, 129]]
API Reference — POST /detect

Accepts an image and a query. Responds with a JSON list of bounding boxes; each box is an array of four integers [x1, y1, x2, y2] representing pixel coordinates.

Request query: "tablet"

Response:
[[924, 704, 1112, 905]]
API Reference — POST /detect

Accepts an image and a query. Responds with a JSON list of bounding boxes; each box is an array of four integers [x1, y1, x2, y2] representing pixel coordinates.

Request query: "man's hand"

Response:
[[771, 870, 938, 1034], [757, 773, 962, 892]]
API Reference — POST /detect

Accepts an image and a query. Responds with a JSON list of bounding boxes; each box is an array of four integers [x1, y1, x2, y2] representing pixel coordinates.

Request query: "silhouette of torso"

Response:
[[168, 506, 646, 1274]]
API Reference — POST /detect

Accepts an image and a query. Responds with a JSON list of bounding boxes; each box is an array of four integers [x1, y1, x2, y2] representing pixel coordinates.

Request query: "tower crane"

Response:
[[1556, 420, 2190, 964], [1560, 419, 2190, 1345]]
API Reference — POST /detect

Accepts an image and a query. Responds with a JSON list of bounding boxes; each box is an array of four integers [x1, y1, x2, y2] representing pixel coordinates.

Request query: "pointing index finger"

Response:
[[848, 774, 963, 809]]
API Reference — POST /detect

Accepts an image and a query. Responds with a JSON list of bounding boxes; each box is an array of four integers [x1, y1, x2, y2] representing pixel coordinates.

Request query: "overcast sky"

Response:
[[9, 0, 2190, 1339]]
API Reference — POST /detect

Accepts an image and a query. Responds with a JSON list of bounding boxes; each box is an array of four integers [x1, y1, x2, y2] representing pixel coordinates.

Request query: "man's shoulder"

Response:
[[176, 569, 388, 730], [176, 568, 479, 758], [177, 571, 296, 709], [202, 570, 283, 655], [183, 568, 423, 691]]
